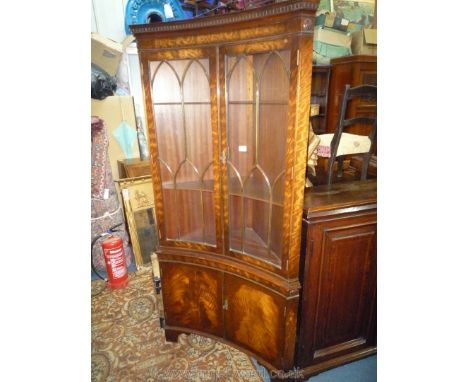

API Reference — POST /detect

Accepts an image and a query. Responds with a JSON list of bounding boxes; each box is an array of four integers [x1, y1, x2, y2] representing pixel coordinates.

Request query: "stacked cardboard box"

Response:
[[313, 10, 376, 62], [351, 28, 377, 55], [313, 26, 352, 65]]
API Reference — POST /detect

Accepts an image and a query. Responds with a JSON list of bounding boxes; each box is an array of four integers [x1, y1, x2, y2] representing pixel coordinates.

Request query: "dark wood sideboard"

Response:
[[295, 180, 377, 377]]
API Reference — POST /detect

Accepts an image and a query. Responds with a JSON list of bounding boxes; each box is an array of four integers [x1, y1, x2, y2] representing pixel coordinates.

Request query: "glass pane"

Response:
[[177, 189, 204, 242], [151, 58, 215, 245], [227, 104, 255, 181], [151, 61, 181, 103], [258, 104, 288, 187], [243, 199, 272, 262], [226, 50, 290, 267], [153, 104, 184, 173], [228, 195, 242, 252], [185, 104, 213, 174], [227, 56, 255, 102], [259, 51, 290, 103], [133, 208, 159, 265], [183, 60, 210, 102]]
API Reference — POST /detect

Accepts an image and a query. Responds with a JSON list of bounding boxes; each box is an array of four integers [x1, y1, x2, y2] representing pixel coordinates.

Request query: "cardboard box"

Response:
[[310, 104, 320, 117], [351, 28, 377, 55], [313, 26, 352, 64], [332, 16, 350, 32], [91, 33, 135, 76], [314, 26, 352, 49], [347, 22, 363, 33], [316, 12, 336, 28]]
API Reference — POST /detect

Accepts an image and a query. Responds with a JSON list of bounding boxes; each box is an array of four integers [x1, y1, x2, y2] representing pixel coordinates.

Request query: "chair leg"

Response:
[[361, 153, 371, 181], [337, 157, 344, 178], [326, 154, 336, 185]]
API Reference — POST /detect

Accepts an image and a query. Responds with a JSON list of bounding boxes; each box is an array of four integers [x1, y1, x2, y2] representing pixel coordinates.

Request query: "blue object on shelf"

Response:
[[125, 0, 188, 35]]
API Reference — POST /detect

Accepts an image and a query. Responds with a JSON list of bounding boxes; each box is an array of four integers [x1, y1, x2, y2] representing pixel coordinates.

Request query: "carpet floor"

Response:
[[91, 268, 263, 382]]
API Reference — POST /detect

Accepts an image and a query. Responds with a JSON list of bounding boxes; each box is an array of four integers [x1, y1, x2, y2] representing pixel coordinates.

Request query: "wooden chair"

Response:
[[318, 84, 377, 185]]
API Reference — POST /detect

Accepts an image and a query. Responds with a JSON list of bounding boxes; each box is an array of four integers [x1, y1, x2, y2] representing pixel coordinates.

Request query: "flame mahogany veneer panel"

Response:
[[161, 262, 224, 337]]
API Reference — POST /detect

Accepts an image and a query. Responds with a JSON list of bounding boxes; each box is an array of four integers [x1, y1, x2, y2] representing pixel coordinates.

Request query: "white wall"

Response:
[[91, 0, 128, 42], [92, 0, 146, 137]]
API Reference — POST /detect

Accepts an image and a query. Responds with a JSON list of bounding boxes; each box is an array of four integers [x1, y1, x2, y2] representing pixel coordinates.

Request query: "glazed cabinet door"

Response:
[[219, 39, 304, 273], [140, 48, 222, 252]]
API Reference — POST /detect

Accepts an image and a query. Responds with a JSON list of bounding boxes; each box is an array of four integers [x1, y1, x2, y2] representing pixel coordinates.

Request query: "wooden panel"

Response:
[[118, 158, 151, 179], [224, 274, 285, 366], [302, 179, 377, 218], [314, 225, 376, 351], [160, 262, 223, 337], [297, 210, 376, 367], [326, 55, 377, 136], [91, 0, 126, 42]]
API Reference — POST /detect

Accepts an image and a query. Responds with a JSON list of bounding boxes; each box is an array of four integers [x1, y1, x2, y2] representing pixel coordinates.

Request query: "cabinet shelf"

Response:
[[162, 179, 214, 191], [162, 179, 284, 206], [228, 100, 289, 106], [230, 192, 283, 207], [230, 227, 280, 265], [168, 228, 216, 247], [153, 101, 211, 105]]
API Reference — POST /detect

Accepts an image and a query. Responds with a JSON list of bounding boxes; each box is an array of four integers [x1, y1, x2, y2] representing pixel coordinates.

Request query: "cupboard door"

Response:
[[299, 219, 377, 366], [142, 49, 222, 251], [220, 41, 294, 270], [224, 274, 284, 366], [160, 262, 223, 337]]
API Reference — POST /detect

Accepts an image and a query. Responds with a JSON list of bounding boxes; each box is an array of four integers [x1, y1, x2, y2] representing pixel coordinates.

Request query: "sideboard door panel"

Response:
[[314, 224, 376, 354], [224, 274, 284, 366], [299, 219, 376, 365], [160, 262, 224, 337]]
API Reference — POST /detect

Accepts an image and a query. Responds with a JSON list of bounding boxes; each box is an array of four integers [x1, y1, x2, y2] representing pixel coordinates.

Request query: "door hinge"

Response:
[[297, 49, 300, 66], [223, 299, 229, 311]]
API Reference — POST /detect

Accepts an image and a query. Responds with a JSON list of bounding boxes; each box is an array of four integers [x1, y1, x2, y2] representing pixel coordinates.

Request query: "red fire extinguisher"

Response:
[[101, 235, 128, 289], [91, 223, 129, 289]]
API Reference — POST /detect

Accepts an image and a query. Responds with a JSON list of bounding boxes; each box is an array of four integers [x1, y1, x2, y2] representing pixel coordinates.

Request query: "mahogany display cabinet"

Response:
[[132, 0, 376, 375]]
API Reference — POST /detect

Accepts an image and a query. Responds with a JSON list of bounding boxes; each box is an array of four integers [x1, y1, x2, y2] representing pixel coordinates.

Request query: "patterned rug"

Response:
[[91, 269, 263, 381]]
